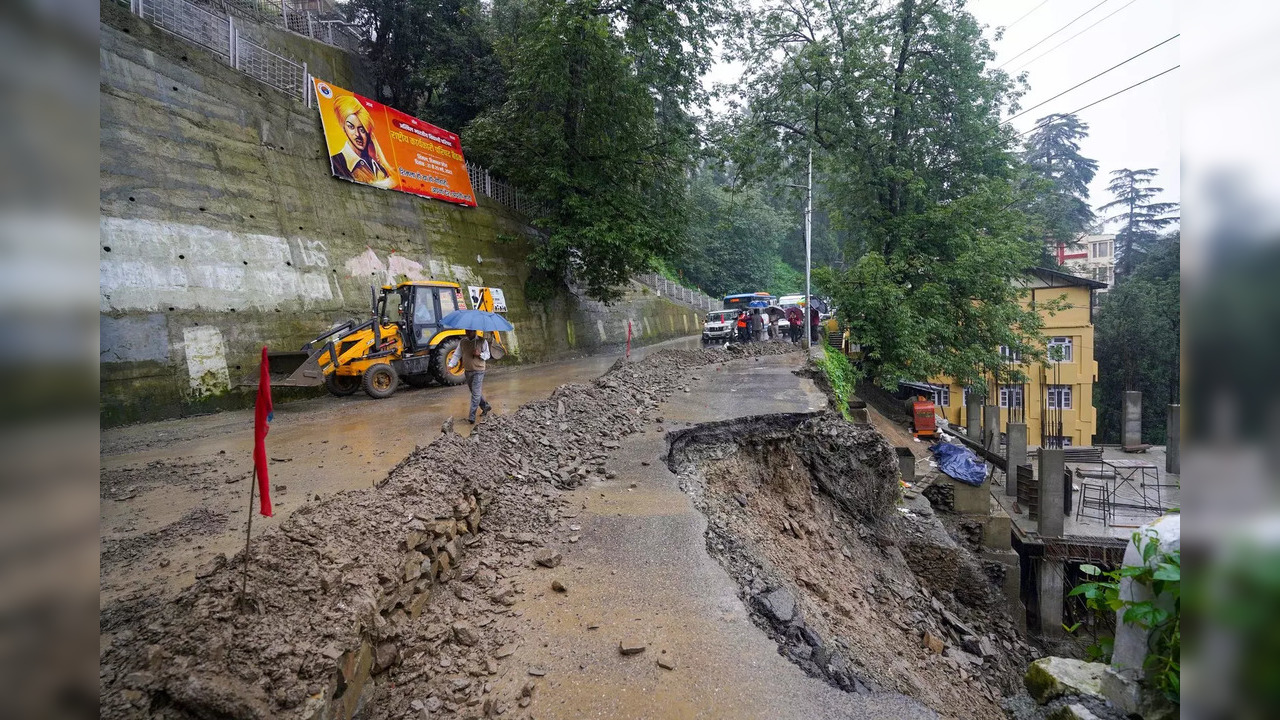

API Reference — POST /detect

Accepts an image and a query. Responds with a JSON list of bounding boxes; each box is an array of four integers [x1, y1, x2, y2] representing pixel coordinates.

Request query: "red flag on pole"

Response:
[[254, 346, 274, 517]]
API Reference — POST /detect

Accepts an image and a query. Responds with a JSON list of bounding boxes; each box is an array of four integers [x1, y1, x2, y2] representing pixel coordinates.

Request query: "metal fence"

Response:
[[235, 31, 307, 98], [136, 0, 232, 61], [282, 1, 362, 54], [635, 273, 718, 312]]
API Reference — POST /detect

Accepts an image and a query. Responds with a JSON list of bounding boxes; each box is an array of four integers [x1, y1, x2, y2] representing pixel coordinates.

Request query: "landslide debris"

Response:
[[99, 341, 797, 720], [666, 410, 1035, 720]]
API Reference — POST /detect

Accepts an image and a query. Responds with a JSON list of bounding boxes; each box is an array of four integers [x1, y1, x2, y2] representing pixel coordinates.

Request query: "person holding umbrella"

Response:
[[443, 308, 513, 424]]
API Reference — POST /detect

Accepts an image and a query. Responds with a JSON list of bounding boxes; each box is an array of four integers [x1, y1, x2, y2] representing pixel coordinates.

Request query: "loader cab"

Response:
[[379, 282, 466, 353]]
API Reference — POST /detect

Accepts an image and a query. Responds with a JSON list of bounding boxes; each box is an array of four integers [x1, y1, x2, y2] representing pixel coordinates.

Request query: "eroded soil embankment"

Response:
[[666, 411, 1036, 720], [99, 342, 797, 720]]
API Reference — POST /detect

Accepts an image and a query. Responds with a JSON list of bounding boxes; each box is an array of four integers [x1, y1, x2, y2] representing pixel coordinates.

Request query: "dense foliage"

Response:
[[466, 0, 727, 302], [347, 0, 505, 133], [724, 0, 1049, 388], [672, 175, 792, 298], [1094, 231, 1180, 443]]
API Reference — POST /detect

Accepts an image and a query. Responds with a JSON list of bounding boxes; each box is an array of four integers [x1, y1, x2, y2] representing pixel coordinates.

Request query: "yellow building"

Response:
[[925, 268, 1105, 448]]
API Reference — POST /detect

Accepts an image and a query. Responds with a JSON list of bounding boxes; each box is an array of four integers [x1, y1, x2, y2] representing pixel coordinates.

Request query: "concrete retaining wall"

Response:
[[99, 1, 700, 425]]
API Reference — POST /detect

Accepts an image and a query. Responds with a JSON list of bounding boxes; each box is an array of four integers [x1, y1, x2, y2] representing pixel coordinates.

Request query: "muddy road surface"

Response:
[[100, 337, 700, 606]]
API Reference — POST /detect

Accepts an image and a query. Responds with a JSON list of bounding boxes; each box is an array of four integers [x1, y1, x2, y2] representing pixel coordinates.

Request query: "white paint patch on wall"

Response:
[[100, 217, 334, 312], [183, 325, 230, 396], [596, 319, 607, 343], [345, 248, 385, 282], [388, 253, 428, 282]]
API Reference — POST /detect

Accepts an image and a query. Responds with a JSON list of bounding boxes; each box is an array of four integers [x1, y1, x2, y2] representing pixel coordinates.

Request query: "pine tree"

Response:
[[1022, 113, 1098, 258], [1099, 168, 1179, 279]]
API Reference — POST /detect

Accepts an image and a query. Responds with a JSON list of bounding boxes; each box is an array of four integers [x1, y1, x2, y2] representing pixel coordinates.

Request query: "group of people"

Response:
[[733, 306, 822, 344]]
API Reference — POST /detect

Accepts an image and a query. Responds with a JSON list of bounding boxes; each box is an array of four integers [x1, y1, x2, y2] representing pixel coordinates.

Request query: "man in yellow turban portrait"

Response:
[[329, 95, 396, 189]]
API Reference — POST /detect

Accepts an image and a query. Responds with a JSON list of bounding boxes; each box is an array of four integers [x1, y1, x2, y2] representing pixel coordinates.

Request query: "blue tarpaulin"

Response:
[[929, 442, 989, 486]]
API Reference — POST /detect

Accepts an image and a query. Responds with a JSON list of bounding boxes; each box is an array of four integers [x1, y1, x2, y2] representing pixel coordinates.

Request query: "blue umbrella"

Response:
[[441, 309, 514, 332], [746, 299, 770, 308]]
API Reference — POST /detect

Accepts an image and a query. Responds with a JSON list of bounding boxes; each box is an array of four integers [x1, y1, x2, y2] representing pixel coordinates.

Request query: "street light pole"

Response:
[[804, 145, 813, 351]]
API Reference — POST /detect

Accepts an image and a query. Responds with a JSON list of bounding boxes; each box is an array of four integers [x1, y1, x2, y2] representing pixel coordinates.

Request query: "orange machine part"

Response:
[[912, 400, 937, 437]]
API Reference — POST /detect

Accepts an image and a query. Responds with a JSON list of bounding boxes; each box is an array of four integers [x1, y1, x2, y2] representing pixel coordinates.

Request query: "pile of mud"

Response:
[[666, 410, 1036, 720], [99, 342, 797, 720]]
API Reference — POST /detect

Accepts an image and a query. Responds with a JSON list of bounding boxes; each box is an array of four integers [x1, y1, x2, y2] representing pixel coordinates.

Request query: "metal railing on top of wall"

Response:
[[124, 0, 539, 219], [634, 273, 718, 312]]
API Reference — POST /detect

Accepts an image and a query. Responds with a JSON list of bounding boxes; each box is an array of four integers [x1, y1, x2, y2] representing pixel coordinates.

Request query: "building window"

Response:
[[933, 386, 950, 407], [998, 384, 1024, 409], [1091, 241, 1112, 258], [999, 345, 1022, 362], [1047, 384, 1073, 409], [1046, 435, 1074, 448], [1047, 336, 1073, 363]]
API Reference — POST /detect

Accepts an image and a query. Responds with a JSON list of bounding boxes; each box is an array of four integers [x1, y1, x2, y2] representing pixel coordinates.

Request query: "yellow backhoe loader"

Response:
[[262, 281, 506, 399]]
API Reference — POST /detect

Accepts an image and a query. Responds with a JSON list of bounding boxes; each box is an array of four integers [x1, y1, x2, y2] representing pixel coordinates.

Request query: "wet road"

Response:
[[504, 353, 938, 719], [99, 336, 700, 605]]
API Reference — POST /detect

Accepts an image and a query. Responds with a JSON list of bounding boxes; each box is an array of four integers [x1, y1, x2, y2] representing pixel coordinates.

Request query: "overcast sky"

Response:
[[972, 0, 1179, 230], [704, 0, 1180, 232]]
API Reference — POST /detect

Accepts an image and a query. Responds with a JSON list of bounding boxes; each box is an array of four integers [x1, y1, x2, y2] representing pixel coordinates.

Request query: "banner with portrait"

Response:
[[312, 78, 477, 207]]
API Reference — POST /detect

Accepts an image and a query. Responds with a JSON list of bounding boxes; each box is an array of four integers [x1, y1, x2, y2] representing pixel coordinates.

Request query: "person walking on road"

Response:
[[809, 306, 821, 344], [736, 311, 750, 343], [452, 329, 492, 423], [752, 310, 764, 341]]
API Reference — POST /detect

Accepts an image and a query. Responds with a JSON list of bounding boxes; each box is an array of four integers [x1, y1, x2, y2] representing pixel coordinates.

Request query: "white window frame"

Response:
[[1047, 384, 1073, 409], [999, 345, 1022, 362], [998, 384, 1024, 409], [933, 386, 950, 408], [1047, 435, 1074, 447], [1047, 336, 1073, 363], [1091, 241, 1111, 259]]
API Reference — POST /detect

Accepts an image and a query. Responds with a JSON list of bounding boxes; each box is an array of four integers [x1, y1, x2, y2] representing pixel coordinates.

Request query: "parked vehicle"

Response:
[[702, 310, 738, 344]]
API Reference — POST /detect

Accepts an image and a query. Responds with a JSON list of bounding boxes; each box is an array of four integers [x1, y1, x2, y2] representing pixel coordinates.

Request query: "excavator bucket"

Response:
[[239, 348, 328, 387]]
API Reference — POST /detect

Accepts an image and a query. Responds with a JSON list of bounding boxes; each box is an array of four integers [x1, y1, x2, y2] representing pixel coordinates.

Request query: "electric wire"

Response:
[[1012, 0, 1143, 72], [1015, 64, 1180, 137], [1003, 0, 1052, 32], [997, 0, 1111, 69], [1004, 34, 1179, 123]]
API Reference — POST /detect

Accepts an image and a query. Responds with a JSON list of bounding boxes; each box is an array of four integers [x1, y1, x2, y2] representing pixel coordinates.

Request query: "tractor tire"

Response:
[[432, 338, 467, 386], [325, 373, 361, 397], [403, 374, 434, 388], [362, 363, 399, 399]]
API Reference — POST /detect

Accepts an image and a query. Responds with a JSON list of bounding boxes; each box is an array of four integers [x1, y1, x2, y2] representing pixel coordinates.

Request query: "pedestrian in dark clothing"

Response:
[[736, 311, 750, 343], [752, 311, 764, 341], [786, 307, 803, 343], [810, 307, 821, 343]]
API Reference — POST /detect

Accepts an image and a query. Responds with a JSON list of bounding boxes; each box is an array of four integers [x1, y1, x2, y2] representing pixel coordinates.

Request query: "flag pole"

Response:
[[240, 467, 256, 610]]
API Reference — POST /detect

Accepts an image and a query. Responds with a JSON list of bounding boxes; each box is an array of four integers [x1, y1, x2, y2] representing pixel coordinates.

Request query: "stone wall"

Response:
[[99, 1, 700, 426]]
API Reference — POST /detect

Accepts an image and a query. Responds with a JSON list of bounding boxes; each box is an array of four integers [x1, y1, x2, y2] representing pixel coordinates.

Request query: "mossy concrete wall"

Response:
[[99, 1, 699, 426]]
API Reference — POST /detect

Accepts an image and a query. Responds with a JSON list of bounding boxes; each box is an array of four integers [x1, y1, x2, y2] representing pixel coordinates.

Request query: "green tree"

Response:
[[674, 175, 790, 298], [467, 0, 726, 302], [1099, 168, 1179, 279], [1022, 113, 1099, 258], [1094, 231, 1180, 443], [347, 0, 504, 132], [727, 0, 1047, 387]]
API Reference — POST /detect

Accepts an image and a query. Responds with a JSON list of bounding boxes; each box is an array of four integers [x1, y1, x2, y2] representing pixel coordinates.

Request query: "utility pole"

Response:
[[804, 145, 813, 351]]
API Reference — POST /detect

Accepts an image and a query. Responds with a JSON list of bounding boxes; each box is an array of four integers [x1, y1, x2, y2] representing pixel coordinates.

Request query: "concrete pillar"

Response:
[[895, 447, 915, 484], [1166, 404, 1180, 474], [1038, 558, 1065, 638], [983, 405, 1000, 453], [1006, 423, 1027, 497], [1038, 448, 1065, 538], [1123, 391, 1142, 447], [966, 393, 982, 441]]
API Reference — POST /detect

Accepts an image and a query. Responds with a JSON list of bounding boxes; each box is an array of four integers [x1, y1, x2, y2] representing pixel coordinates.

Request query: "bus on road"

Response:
[[723, 292, 776, 309]]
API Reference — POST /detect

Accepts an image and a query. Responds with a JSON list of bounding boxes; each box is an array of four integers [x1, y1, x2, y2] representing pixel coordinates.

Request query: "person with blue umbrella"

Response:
[[442, 309, 513, 423]]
